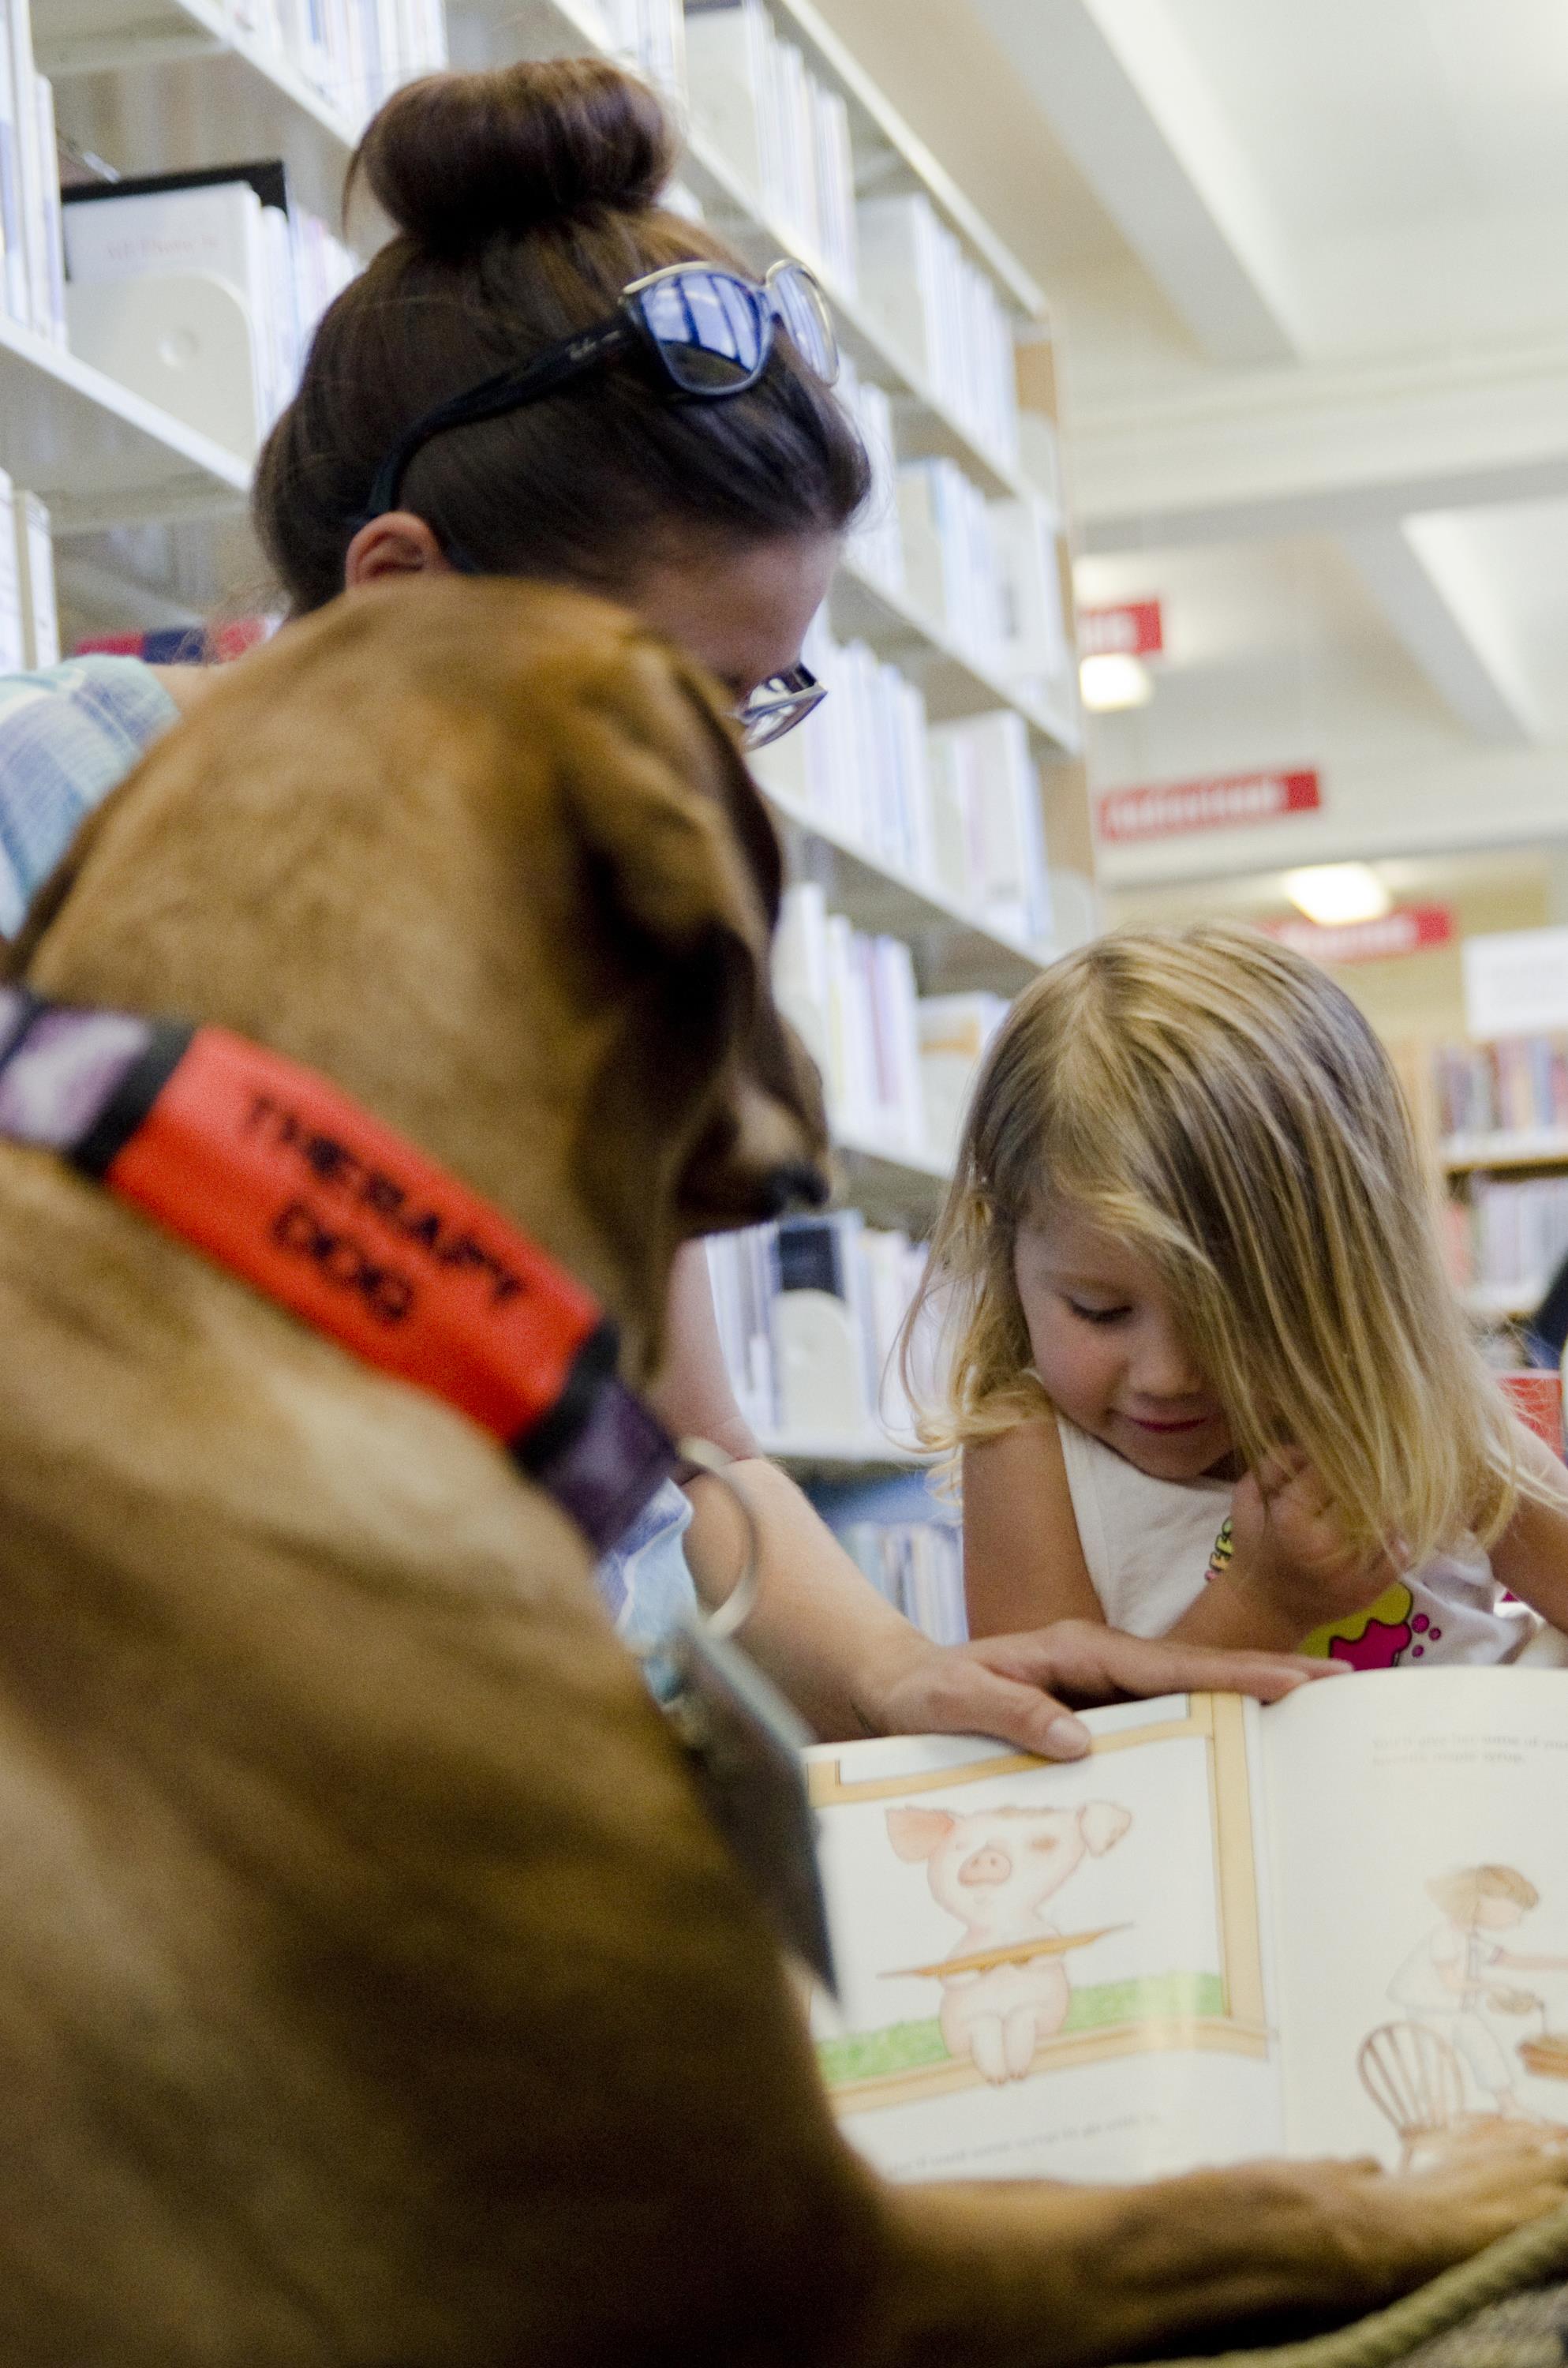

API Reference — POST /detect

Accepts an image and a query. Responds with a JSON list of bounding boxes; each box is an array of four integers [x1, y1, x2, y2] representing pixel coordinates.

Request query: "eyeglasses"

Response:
[[735, 663, 826, 750], [363, 258, 840, 521]]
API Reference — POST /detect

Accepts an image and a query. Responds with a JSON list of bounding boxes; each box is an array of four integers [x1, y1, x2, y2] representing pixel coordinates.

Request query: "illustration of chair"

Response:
[[1358, 2023, 1467, 2168]]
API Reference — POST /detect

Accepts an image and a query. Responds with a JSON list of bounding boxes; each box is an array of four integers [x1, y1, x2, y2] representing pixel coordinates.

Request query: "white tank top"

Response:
[[1055, 1415, 1535, 1669]]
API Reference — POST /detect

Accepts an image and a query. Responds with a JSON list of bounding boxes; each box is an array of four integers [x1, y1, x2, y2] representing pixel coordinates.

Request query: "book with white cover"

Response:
[[0, 467, 23, 672], [15, 490, 57, 668], [63, 180, 272, 429], [0, 0, 24, 328], [684, 0, 771, 195], [809, 1670, 1568, 2185], [32, 79, 63, 340], [916, 991, 1007, 1163], [858, 193, 942, 388], [6, 0, 50, 340]]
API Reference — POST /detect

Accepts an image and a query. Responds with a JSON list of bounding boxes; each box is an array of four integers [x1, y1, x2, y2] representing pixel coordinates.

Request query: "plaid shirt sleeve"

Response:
[[0, 659, 179, 936]]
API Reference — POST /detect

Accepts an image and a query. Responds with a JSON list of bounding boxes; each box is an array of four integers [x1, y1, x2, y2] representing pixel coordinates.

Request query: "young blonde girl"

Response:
[[913, 923, 1568, 1667]]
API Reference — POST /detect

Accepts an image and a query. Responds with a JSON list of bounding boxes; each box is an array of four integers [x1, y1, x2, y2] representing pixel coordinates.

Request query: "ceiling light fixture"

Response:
[[1079, 653, 1153, 712], [1283, 864, 1392, 927]]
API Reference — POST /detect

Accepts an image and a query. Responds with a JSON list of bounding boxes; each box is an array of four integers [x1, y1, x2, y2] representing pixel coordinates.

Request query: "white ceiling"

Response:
[[817, 0, 1568, 902]]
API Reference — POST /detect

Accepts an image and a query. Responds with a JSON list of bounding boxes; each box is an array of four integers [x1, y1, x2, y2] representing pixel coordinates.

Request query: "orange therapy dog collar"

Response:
[[0, 988, 678, 1553]]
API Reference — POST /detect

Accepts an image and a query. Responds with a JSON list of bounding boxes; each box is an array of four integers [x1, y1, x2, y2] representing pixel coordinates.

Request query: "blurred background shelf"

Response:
[[0, 310, 249, 531], [754, 1428, 925, 1471], [762, 776, 1053, 995], [1443, 1131, 1568, 1174], [829, 556, 1076, 754]]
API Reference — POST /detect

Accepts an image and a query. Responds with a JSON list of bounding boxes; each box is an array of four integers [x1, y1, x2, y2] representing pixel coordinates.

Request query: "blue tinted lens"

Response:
[[769, 265, 837, 382], [639, 269, 767, 391]]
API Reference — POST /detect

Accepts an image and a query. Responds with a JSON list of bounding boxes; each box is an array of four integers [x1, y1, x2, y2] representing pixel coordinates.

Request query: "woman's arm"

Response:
[[962, 1418, 1102, 1637], [1488, 1418, 1568, 1632]]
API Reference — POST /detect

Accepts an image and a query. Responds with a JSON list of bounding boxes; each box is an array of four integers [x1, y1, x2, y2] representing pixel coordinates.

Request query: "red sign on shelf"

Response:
[[1097, 768, 1320, 844], [1079, 600, 1163, 659], [1259, 905, 1455, 967]]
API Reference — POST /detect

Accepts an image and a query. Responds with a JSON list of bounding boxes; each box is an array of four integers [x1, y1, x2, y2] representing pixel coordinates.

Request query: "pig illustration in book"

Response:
[[886, 1800, 1132, 2085]]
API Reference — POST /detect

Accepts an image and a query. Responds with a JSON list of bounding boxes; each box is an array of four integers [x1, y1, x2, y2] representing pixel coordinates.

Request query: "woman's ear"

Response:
[[342, 513, 454, 591]]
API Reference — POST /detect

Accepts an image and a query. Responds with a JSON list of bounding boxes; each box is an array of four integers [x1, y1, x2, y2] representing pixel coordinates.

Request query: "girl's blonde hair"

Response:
[[908, 921, 1521, 1567]]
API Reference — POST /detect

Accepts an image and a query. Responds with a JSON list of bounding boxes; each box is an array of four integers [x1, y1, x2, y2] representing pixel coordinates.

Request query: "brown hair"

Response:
[[253, 58, 870, 613], [907, 923, 1532, 1568]]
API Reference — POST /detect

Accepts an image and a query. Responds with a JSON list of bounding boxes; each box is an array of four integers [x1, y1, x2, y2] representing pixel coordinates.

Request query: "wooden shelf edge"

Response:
[[757, 1430, 927, 1469], [1443, 1133, 1568, 1173]]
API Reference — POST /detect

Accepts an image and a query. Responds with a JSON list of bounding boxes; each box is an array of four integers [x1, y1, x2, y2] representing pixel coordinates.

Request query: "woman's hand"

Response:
[[1217, 1450, 1398, 1647], [854, 1617, 1345, 1762]]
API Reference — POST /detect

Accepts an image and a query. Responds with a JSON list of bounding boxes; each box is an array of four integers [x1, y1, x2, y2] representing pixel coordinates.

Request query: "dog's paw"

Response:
[[1337, 2127, 1568, 2298]]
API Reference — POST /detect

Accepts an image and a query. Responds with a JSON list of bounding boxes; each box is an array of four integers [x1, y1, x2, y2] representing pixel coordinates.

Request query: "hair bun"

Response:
[[354, 58, 678, 253]]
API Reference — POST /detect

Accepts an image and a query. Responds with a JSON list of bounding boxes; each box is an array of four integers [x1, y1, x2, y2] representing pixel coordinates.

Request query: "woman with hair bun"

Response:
[[0, 58, 1322, 1747]]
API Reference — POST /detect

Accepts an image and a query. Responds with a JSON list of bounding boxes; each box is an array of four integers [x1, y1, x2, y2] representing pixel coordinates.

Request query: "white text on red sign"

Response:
[[1097, 769, 1320, 844], [1079, 601, 1163, 659], [1259, 906, 1454, 966]]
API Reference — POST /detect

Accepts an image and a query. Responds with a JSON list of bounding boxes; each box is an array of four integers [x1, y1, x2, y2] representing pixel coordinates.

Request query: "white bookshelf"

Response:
[[1443, 1130, 1568, 1174], [763, 777, 1051, 993], [830, 555, 1075, 755], [0, 307, 249, 530], [832, 1124, 952, 1229], [36, 0, 364, 222], [35, 0, 357, 146]]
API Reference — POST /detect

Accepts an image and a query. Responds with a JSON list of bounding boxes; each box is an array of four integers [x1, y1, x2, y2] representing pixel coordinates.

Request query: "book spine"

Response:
[[0, 465, 24, 671], [15, 489, 57, 667], [33, 79, 63, 343], [7, 0, 46, 340]]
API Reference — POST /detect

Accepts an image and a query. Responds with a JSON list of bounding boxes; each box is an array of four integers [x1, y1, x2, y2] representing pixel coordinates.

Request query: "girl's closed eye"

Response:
[[1066, 1298, 1131, 1327]]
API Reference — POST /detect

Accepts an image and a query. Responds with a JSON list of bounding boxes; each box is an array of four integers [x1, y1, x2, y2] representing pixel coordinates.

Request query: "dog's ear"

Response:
[[560, 639, 829, 1273], [1080, 1802, 1132, 1857], [886, 1807, 956, 1862]]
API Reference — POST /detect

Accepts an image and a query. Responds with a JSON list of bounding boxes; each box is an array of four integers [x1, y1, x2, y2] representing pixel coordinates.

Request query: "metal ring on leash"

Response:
[[675, 1436, 762, 1640]]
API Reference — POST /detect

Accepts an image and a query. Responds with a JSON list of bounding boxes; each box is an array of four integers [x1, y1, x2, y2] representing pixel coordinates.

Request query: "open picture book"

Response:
[[806, 1668, 1568, 2185]]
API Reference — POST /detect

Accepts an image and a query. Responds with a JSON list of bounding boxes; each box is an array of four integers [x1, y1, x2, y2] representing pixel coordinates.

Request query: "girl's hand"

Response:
[[1222, 1450, 1398, 1644]]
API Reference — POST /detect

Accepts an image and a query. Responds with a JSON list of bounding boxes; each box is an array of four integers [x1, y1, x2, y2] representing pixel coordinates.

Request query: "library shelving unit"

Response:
[[20, 0, 1093, 1468], [753, 1428, 922, 1473], [1443, 1130, 1568, 1175], [0, 305, 249, 531], [1440, 1135, 1568, 1339]]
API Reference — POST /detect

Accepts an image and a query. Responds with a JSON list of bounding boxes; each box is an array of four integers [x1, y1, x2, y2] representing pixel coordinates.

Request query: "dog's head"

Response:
[[9, 579, 831, 1373]]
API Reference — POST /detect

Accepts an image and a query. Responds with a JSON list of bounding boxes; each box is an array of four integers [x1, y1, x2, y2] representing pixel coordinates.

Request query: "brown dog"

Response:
[[0, 578, 1559, 2366]]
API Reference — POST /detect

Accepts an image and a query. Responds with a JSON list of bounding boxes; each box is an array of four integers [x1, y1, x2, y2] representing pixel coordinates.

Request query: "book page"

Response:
[[1264, 1669, 1568, 2163], [807, 1693, 1286, 2183]]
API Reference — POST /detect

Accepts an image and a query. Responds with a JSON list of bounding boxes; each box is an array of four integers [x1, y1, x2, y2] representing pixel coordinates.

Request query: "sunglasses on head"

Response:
[[362, 257, 840, 522], [361, 257, 839, 751]]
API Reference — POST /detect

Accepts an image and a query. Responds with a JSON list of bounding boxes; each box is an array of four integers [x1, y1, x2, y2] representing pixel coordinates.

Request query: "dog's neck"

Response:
[[23, 770, 672, 1386]]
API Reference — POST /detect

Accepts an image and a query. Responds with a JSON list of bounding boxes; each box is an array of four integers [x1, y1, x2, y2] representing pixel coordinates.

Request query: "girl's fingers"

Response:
[[1254, 1445, 1311, 1496]]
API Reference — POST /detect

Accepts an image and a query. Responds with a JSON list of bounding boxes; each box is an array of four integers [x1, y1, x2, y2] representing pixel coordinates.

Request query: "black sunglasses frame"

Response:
[[361, 260, 838, 523]]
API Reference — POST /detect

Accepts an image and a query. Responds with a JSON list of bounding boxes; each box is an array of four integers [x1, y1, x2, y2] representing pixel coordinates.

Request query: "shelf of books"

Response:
[[1443, 1130, 1568, 1175], [1420, 1033, 1568, 1330], [3, 0, 1093, 1467]]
